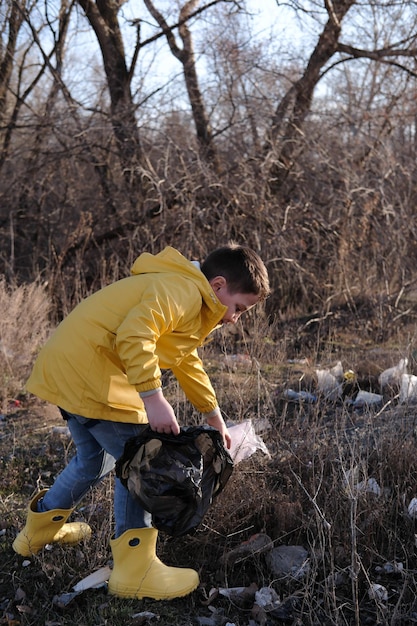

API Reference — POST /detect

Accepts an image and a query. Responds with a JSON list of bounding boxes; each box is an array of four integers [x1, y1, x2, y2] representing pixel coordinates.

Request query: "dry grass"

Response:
[[2, 284, 417, 624], [0, 279, 51, 412]]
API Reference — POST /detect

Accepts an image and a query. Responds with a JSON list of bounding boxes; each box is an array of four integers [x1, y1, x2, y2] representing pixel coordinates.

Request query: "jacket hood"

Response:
[[130, 246, 223, 314]]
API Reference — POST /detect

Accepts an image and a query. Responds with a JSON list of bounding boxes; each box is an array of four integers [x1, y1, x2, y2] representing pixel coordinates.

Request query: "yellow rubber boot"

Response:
[[108, 527, 199, 600], [12, 489, 92, 557]]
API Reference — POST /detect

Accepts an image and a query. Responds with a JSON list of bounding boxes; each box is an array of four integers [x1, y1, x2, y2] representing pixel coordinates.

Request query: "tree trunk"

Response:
[[144, 0, 221, 171], [0, 1, 25, 123], [265, 0, 356, 192], [76, 0, 144, 191]]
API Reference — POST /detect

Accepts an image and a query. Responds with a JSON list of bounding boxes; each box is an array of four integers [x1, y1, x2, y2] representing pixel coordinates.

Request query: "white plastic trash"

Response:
[[329, 361, 344, 381], [315, 369, 342, 401], [228, 419, 270, 464], [408, 498, 417, 518], [399, 374, 417, 404], [368, 583, 388, 603], [283, 389, 317, 403], [255, 587, 281, 610], [356, 477, 382, 497], [73, 566, 111, 592], [379, 358, 408, 390], [353, 390, 383, 407]]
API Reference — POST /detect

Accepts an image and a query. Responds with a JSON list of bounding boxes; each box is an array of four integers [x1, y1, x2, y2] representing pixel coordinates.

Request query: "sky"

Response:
[[68, 0, 306, 105], [245, 0, 301, 42]]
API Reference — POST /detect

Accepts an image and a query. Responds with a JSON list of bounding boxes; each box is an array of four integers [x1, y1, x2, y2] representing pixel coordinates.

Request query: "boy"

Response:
[[13, 244, 270, 600]]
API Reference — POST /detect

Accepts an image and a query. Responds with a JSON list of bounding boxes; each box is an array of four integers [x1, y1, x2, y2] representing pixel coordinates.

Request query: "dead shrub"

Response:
[[0, 279, 51, 409]]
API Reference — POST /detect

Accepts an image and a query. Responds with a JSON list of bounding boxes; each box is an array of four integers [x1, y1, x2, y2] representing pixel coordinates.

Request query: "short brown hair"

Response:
[[201, 244, 270, 301]]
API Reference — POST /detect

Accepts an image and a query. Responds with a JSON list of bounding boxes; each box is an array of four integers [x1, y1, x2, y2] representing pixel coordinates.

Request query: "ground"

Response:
[[2, 318, 417, 625]]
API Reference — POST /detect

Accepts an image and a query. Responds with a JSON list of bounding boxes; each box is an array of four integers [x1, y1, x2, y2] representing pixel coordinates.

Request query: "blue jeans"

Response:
[[38, 409, 151, 537]]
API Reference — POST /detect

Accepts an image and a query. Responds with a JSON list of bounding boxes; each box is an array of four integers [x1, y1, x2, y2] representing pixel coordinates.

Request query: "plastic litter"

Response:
[[329, 361, 344, 381], [218, 583, 258, 608], [379, 358, 408, 390], [283, 389, 317, 403], [219, 586, 251, 599], [399, 374, 417, 404], [408, 497, 417, 518], [254, 587, 281, 610], [375, 561, 403, 575], [53, 566, 111, 607], [227, 419, 270, 464], [350, 390, 383, 408], [343, 369, 356, 382], [116, 425, 233, 537], [72, 566, 111, 592], [356, 477, 382, 497], [368, 583, 388, 603], [315, 367, 342, 401]]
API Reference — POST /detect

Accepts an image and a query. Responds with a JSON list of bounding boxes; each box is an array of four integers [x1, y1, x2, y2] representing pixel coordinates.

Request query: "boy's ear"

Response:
[[209, 276, 227, 292]]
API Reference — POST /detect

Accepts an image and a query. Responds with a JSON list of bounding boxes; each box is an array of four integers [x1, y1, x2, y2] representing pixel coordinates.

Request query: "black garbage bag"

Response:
[[115, 425, 234, 537]]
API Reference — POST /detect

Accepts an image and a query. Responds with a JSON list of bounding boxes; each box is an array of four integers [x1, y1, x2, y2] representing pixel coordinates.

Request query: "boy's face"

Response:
[[209, 276, 259, 325]]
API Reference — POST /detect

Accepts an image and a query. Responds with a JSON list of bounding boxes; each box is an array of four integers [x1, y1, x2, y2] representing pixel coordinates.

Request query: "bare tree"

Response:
[[75, 0, 144, 191], [3, 0, 417, 320], [143, 0, 222, 170], [264, 0, 357, 191], [0, 1, 26, 123], [0, 0, 38, 171]]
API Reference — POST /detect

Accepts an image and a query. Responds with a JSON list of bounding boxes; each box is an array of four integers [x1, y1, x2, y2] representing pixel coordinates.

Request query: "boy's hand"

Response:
[[142, 391, 180, 435], [206, 410, 232, 449]]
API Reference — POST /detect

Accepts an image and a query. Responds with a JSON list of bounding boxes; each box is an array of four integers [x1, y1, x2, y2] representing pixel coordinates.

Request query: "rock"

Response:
[[266, 545, 309, 579]]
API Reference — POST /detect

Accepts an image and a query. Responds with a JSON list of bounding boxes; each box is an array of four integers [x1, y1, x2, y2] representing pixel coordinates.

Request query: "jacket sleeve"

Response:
[[115, 297, 167, 393], [171, 349, 219, 414], [115, 281, 201, 393]]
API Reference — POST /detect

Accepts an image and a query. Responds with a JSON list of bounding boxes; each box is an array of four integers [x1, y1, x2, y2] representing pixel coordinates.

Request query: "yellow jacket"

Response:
[[26, 247, 227, 423]]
